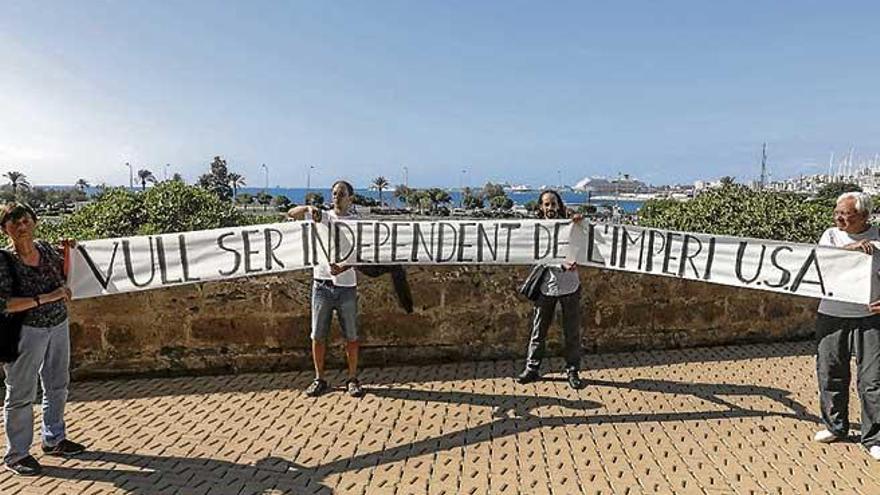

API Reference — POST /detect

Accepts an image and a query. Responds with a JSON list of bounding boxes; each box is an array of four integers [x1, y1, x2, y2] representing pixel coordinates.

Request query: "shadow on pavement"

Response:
[[58, 340, 816, 403], [583, 340, 815, 371], [43, 451, 332, 495], [43, 377, 818, 493]]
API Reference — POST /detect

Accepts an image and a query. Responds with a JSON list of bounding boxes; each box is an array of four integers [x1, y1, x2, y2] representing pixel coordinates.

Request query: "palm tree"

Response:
[[372, 176, 390, 206], [236, 193, 254, 208], [461, 187, 484, 209], [394, 184, 413, 207], [137, 169, 157, 191], [75, 178, 90, 191], [417, 192, 432, 215], [430, 188, 452, 207], [228, 173, 246, 202], [3, 171, 30, 199]]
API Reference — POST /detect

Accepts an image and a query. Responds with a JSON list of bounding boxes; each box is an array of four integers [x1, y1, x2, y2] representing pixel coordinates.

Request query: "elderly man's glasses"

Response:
[[834, 209, 861, 217]]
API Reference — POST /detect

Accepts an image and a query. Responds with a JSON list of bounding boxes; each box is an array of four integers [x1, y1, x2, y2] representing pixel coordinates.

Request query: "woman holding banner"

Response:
[[0, 203, 84, 476], [814, 192, 880, 461], [516, 190, 585, 390], [288, 180, 365, 398]]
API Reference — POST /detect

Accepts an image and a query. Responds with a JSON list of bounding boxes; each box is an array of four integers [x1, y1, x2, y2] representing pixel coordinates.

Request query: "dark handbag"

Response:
[[0, 250, 25, 363], [519, 265, 548, 302]]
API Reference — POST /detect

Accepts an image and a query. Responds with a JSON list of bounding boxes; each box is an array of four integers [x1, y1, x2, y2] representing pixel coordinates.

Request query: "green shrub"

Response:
[[237, 212, 286, 226], [353, 194, 378, 207], [815, 182, 862, 205], [26, 182, 247, 242], [56, 188, 145, 239], [489, 195, 514, 210], [639, 184, 831, 243], [138, 181, 243, 235]]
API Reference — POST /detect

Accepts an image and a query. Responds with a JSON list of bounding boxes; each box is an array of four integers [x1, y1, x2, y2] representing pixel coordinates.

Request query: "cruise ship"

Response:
[[504, 184, 534, 193], [572, 175, 648, 194]]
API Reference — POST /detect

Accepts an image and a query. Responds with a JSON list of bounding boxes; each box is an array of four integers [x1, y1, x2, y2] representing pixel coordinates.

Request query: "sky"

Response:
[[2, 1, 880, 189]]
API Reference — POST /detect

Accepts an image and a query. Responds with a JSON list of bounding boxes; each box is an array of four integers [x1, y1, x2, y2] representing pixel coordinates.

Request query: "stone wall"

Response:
[[67, 266, 818, 378]]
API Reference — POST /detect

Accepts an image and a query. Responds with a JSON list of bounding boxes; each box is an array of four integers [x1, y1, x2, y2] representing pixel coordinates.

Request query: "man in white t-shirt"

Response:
[[814, 191, 880, 461], [288, 180, 363, 398]]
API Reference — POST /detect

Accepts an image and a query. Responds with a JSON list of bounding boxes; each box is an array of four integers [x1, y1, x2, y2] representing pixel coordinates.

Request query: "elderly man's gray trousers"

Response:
[[816, 313, 880, 447], [525, 288, 582, 373]]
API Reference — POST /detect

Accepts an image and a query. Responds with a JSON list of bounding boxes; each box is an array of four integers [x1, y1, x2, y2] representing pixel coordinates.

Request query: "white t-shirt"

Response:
[[311, 209, 357, 287], [817, 225, 880, 318]]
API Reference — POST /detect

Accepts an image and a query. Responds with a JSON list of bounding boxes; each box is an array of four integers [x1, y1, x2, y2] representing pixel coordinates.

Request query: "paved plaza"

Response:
[[1, 340, 878, 494]]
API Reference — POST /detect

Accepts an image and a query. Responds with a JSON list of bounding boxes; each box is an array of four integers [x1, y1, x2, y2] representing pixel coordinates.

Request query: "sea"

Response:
[[66, 185, 645, 214], [237, 187, 646, 214]]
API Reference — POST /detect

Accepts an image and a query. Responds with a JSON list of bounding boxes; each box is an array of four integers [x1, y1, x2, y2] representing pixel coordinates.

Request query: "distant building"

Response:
[[693, 179, 730, 192]]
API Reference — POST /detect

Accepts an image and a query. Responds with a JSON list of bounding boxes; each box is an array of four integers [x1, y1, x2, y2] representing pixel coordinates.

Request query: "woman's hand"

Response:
[[869, 299, 880, 314], [844, 239, 875, 254], [571, 213, 584, 225], [60, 239, 77, 249]]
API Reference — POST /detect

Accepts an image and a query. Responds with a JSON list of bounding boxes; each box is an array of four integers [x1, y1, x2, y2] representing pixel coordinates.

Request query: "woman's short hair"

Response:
[[0, 202, 38, 229], [331, 180, 354, 196], [537, 190, 568, 219], [837, 191, 874, 216]]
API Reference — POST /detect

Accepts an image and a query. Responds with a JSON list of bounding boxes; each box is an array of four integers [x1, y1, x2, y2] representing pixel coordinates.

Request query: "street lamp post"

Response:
[[615, 171, 622, 220], [125, 162, 133, 189], [459, 169, 467, 207], [306, 165, 315, 194]]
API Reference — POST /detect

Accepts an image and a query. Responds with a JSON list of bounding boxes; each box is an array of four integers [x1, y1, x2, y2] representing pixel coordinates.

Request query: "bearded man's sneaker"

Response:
[[567, 370, 585, 390], [515, 369, 541, 384]]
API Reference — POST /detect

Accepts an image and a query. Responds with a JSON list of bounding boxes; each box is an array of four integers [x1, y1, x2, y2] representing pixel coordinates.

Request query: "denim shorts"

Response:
[[311, 280, 359, 341]]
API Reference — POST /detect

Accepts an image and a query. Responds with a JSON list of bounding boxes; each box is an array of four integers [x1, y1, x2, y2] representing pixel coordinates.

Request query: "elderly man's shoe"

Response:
[[870, 445, 880, 461], [515, 369, 541, 384]]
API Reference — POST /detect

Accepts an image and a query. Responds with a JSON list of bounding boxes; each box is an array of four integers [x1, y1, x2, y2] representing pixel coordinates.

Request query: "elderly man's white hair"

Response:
[[837, 191, 874, 215]]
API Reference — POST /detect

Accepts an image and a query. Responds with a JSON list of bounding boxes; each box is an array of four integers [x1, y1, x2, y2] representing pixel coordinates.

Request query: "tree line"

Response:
[[9, 157, 861, 244]]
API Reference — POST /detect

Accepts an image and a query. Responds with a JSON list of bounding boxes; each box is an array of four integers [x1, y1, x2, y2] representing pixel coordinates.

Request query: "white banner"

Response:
[[566, 223, 876, 304], [68, 219, 877, 304]]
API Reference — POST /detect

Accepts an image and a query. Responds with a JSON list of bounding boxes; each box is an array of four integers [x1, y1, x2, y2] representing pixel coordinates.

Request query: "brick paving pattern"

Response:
[[1, 341, 878, 494]]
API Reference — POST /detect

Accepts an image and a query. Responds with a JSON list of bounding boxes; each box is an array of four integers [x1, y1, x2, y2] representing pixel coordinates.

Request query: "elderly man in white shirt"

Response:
[[814, 191, 880, 461]]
